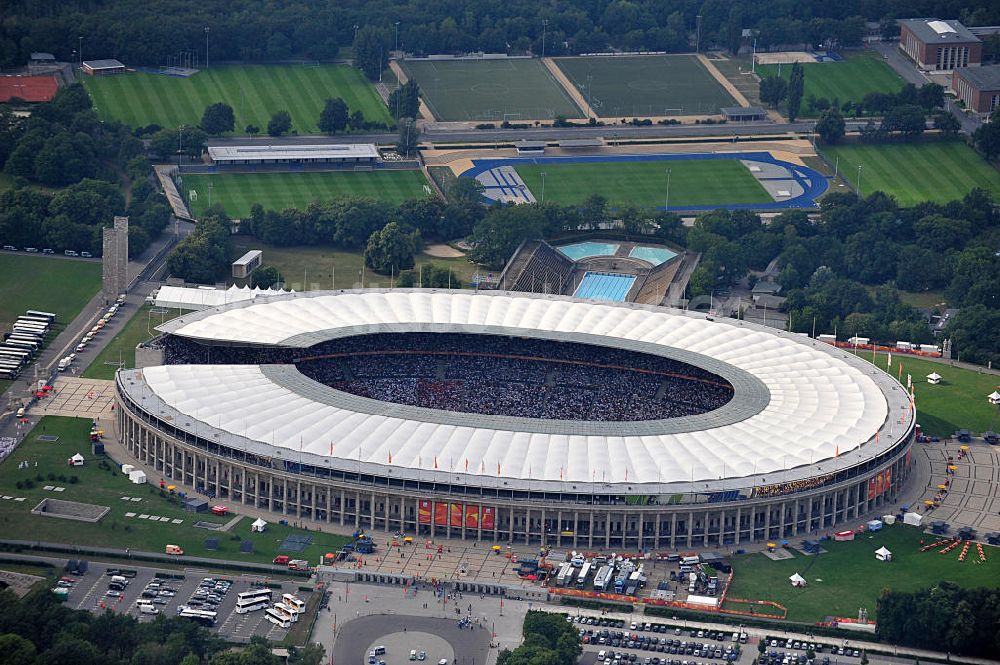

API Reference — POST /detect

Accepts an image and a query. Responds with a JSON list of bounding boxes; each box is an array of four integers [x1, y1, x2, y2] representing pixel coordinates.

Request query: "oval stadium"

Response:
[[116, 290, 914, 549]]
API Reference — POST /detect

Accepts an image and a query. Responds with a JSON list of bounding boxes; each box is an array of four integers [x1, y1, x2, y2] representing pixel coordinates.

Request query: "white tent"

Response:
[[129, 469, 147, 485], [251, 518, 268, 533], [68, 453, 85, 466], [927, 372, 942, 384], [789, 572, 807, 587], [903, 512, 923, 527], [875, 546, 892, 562], [154, 284, 292, 311], [989, 391, 1000, 405], [121, 463, 135, 475], [867, 519, 883, 531], [882, 514, 896, 525]]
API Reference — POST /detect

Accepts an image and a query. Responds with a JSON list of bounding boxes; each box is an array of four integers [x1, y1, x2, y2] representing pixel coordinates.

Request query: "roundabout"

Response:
[[333, 615, 489, 665]]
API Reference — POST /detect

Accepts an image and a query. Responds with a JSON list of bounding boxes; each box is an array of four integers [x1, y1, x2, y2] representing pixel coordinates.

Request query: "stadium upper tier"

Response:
[[137, 290, 907, 488]]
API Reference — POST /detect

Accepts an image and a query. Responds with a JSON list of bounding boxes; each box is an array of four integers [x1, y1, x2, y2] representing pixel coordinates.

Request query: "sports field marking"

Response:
[[181, 170, 431, 218], [542, 58, 596, 118], [83, 64, 392, 133], [697, 54, 750, 107], [820, 141, 1000, 206]]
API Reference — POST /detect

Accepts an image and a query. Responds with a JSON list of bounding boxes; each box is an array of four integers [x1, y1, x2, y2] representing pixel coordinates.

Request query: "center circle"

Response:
[[470, 82, 510, 95], [294, 332, 734, 422]]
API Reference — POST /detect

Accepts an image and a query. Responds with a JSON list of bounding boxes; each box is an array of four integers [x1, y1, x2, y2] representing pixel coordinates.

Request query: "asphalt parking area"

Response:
[[333, 615, 490, 665]]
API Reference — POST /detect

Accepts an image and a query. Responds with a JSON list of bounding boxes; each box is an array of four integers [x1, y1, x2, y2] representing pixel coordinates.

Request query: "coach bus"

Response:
[[272, 602, 299, 623], [3, 343, 36, 356], [235, 588, 272, 614], [5, 339, 38, 352], [178, 607, 217, 626], [0, 349, 30, 362], [280, 593, 305, 614], [25, 311, 56, 322], [264, 607, 291, 628], [0, 368, 20, 380], [8, 330, 43, 341], [17, 315, 51, 325], [0, 361, 22, 374], [13, 323, 47, 335]]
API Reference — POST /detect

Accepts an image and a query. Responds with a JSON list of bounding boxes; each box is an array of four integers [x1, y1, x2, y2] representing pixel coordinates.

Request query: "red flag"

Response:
[[388, 451, 392, 464], [876, 431, 880, 444], [497, 461, 501, 476], [560, 467, 563, 480], [434, 456, 438, 469], [465, 458, 468, 472], [835, 445, 839, 458]]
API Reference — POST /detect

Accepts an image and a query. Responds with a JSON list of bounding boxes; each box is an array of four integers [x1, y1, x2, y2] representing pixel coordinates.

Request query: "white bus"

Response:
[[235, 588, 272, 614], [272, 602, 299, 623], [17, 315, 51, 325], [0, 368, 20, 380], [264, 607, 291, 628], [5, 339, 38, 351], [25, 311, 56, 322], [281, 593, 306, 614], [178, 607, 217, 626], [12, 324, 47, 335], [576, 562, 592, 588], [0, 349, 30, 362]]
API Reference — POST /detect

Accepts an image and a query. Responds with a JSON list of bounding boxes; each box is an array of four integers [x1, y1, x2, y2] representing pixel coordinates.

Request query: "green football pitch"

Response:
[[553, 55, 737, 117], [514, 160, 772, 208], [756, 52, 905, 117], [401, 58, 582, 121], [82, 64, 393, 133], [821, 141, 1000, 206], [181, 170, 431, 218]]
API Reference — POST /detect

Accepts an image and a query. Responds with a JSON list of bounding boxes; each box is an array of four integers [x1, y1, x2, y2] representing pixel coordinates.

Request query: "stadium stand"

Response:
[[496, 240, 576, 294]]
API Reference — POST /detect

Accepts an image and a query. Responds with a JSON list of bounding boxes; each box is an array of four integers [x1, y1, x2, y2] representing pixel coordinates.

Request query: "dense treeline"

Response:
[[877, 583, 1000, 657], [0, 586, 321, 665], [2, 0, 1000, 70], [166, 206, 233, 283], [497, 611, 582, 665]]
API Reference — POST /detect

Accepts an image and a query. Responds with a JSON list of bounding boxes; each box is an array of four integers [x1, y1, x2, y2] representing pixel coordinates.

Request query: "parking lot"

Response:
[[58, 560, 303, 641]]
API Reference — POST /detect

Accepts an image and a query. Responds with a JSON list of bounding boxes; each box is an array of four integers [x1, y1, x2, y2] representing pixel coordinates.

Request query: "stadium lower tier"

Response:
[[116, 383, 915, 549]]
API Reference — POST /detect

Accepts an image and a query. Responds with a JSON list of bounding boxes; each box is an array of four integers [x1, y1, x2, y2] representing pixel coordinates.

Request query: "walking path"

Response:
[[697, 54, 751, 108], [542, 57, 595, 119]]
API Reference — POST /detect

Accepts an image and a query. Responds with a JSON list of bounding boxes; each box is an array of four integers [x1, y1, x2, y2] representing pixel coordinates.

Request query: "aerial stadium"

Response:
[[117, 290, 914, 549]]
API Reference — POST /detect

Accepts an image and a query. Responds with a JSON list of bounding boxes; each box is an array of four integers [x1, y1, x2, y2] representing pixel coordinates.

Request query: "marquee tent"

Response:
[[251, 518, 268, 532], [927, 373, 942, 384], [875, 546, 892, 561], [903, 512, 923, 527], [867, 519, 883, 531], [129, 469, 147, 484], [789, 573, 806, 587]]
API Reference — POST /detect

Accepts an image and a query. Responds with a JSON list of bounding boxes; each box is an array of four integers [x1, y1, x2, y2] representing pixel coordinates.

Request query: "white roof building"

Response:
[[154, 284, 292, 311], [207, 144, 380, 165], [118, 291, 910, 491]]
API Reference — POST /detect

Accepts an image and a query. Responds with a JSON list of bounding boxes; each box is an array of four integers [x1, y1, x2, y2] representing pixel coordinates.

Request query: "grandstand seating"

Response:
[[498, 240, 576, 294]]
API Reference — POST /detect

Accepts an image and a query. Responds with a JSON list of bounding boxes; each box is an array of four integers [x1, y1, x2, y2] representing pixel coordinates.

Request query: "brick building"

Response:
[[899, 19, 981, 71], [952, 66, 1000, 116]]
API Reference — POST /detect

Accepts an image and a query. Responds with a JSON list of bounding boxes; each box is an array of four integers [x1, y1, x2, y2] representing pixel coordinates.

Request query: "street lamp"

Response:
[[696, 15, 702, 53], [205, 27, 210, 69], [177, 125, 186, 169], [665, 168, 672, 210], [540, 172, 547, 203], [394, 21, 400, 55], [857, 164, 863, 197], [78, 36, 83, 66], [541, 19, 548, 59]]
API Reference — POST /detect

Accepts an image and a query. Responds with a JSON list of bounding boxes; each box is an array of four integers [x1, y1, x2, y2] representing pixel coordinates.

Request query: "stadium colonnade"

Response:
[[114, 290, 914, 550]]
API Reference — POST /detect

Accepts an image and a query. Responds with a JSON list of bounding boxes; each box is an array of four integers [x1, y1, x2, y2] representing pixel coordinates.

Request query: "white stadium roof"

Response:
[[128, 291, 909, 488]]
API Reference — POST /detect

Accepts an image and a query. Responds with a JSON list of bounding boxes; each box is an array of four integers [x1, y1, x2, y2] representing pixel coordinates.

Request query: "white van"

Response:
[[16, 407, 25, 418], [138, 603, 159, 615]]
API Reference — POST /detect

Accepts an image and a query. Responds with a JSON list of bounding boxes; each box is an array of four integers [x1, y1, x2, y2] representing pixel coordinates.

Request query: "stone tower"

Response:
[[102, 216, 129, 303]]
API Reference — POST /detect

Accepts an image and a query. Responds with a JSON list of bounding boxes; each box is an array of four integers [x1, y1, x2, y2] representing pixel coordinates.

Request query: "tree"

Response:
[[972, 115, 1000, 160], [932, 111, 960, 136], [917, 83, 944, 110], [245, 124, 260, 138], [396, 117, 420, 156], [364, 221, 420, 274], [787, 62, 804, 122], [815, 107, 845, 144], [759, 76, 788, 108], [318, 98, 349, 134], [267, 111, 292, 137], [388, 80, 421, 120], [354, 26, 389, 80], [250, 265, 282, 289], [725, 6, 743, 55], [449, 177, 484, 204], [468, 205, 550, 268], [882, 104, 925, 137], [200, 102, 235, 135]]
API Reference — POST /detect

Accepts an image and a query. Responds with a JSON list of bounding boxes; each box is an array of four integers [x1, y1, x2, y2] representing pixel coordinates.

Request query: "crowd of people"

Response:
[[161, 332, 734, 422]]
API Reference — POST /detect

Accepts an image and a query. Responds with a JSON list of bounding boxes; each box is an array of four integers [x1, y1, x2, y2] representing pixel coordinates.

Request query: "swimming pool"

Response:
[[629, 246, 677, 266], [557, 242, 620, 261], [573, 272, 636, 302]]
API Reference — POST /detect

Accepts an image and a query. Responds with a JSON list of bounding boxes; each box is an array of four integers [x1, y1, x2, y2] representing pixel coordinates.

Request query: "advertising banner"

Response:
[[418, 499, 431, 524]]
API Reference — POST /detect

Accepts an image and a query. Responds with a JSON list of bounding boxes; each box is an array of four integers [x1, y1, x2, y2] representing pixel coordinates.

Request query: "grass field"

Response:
[[726, 527, 1000, 623], [553, 55, 737, 117], [82, 305, 168, 380], [402, 58, 582, 121], [757, 52, 905, 117], [82, 64, 392, 134], [514, 160, 772, 208], [0, 416, 351, 564], [847, 350, 1000, 437], [181, 170, 431, 218], [820, 141, 1000, 206], [231, 240, 479, 291], [0, 255, 101, 327]]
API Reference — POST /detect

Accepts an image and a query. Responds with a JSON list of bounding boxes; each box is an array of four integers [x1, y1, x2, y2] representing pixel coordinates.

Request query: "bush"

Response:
[[57, 474, 67, 483], [68, 476, 78, 484], [35, 474, 44, 482], [24, 480, 34, 489], [47, 473, 56, 481], [15, 481, 23, 490], [475, 123, 496, 130]]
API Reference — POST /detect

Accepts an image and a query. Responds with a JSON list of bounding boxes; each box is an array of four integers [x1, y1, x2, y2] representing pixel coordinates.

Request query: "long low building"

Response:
[[952, 66, 1000, 116], [117, 290, 914, 549], [206, 144, 380, 166]]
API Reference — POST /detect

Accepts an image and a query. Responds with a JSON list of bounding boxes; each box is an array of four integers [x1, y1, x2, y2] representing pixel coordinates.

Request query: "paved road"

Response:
[[330, 615, 489, 665]]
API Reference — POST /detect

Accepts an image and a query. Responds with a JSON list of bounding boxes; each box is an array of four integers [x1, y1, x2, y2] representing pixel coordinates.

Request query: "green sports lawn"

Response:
[[0, 416, 350, 564], [82, 64, 392, 134], [820, 141, 1000, 206], [0, 254, 101, 326], [181, 170, 431, 218], [726, 527, 1000, 623], [402, 58, 582, 121], [553, 55, 737, 117], [515, 160, 772, 208], [757, 52, 905, 117]]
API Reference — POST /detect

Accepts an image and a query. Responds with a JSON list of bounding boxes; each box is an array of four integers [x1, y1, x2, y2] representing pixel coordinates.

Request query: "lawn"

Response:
[[82, 304, 168, 380], [0, 416, 351, 564], [181, 170, 432, 218], [82, 64, 392, 134], [847, 350, 1000, 437], [725, 527, 1000, 623], [514, 159, 772, 208], [820, 141, 1000, 206], [0, 254, 101, 327], [756, 52, 905, 117], [553, 55, 737, 117], [402, 58, 582, 121], [230, 240, 480, 291]]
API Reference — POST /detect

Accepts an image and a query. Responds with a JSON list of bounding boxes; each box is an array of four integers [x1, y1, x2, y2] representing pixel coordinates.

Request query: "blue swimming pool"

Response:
[[573, 272, 636, 302], [629, 245, 677, 266], [557, 242, 620, 261]]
